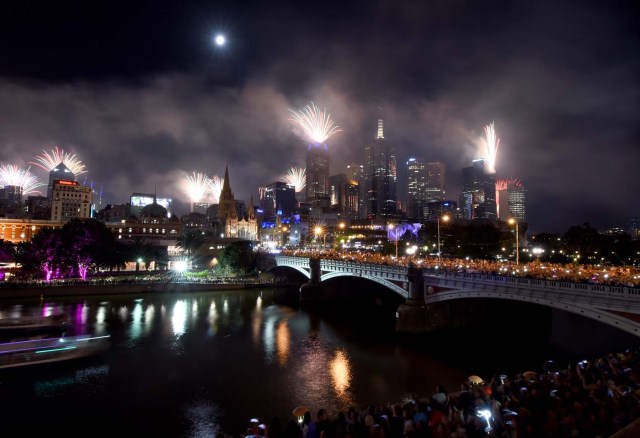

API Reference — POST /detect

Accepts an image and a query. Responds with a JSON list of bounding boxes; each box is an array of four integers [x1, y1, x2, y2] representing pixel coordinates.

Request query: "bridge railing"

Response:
[[424, 269, 640, 301]]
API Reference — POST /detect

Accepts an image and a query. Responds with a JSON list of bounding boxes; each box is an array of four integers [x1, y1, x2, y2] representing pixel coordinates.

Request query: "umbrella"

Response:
[[292, 406, 309, 417], [468, 375, 484, 384], [523, 371, 537, 380]]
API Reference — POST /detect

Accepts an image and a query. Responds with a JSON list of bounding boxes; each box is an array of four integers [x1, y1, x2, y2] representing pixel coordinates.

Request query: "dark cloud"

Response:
[[0, 0, 637, 232]]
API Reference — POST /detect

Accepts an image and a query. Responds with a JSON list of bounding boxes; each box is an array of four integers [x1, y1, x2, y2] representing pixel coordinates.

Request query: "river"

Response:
[[0, 287, 634, 437]]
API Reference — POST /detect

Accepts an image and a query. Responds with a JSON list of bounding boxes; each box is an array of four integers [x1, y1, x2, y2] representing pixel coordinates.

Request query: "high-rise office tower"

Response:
[[507, 181, 526, 222], [260, 181, 297, 219], [346, 163, 364, 218], [305, 144, 330, 208], [460, 160, 497, 220], [425, 162, 445, 202], [329, 174, 359, 220], [496, 178, 526, 222], [47, 162, 75, 199], [363, 113, 397, 220], [406, 157, 427, 219]]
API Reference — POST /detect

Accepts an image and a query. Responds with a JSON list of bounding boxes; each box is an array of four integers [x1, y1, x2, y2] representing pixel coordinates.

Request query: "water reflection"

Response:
[[172, 300, 187, 336], [330, 350, 354, 407], [208, 301, 218, 336], [130, 301, 143, 340], [276, 320, 290, 367], [145, 304, 155, 336], [95, 304, 107, 335]]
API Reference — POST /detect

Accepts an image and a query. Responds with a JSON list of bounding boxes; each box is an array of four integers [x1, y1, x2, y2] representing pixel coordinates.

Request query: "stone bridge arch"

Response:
[[320, 271, 408, 299]]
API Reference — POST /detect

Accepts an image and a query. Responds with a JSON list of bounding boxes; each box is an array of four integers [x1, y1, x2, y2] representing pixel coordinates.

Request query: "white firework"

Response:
[[182, 171, 209, 205], [289, 101, 342, 144], [284, 167, 306, 193], [482, 122, 500, 174], [208, 175, 223, 203], [31, 146, 87, 176], [0, 164, 45, 195]]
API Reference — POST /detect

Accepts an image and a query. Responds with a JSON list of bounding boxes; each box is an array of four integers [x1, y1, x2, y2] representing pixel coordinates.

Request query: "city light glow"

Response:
[[289, 101, 342, 144]]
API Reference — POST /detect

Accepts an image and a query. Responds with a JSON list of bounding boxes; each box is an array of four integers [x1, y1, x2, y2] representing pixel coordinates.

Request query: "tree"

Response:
[[216, 241, 256, 276], [61, 219, 120, 279], [0, 239, 15, 262]]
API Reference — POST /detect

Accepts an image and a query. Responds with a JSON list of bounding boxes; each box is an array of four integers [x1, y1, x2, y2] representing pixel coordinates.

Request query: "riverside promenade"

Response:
[[0, 277, 297, 299]]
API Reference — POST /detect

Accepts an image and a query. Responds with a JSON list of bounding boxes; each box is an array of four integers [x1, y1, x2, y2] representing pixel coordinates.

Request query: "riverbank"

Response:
[[0, 280, 302, 299]]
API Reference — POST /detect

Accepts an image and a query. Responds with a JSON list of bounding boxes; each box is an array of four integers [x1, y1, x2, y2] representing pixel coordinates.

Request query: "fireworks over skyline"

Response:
[[289, 102, 342, 144], [0, 164, 45, 195], [283, 166, 306, 193], [481, 122, 500, 174], [182, 171, 210, 211], [496, 177, 523, 191], [30, 146, 87, 176], [208, 175, 223, 203]]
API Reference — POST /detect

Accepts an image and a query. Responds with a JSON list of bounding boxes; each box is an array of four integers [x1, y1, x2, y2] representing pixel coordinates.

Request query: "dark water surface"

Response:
[[0, 287, 633, 437]]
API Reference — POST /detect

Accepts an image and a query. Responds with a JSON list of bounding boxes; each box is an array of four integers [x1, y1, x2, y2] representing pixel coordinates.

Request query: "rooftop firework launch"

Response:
[[0, 164, 45, 195], [31, 146, 87, 176], [289, 101, 342, 144]]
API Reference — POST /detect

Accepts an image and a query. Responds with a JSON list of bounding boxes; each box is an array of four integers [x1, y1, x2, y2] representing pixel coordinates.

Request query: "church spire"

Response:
[[222, 165, 230, 192], [248, 195, 255, 220], [376, 107, 384, 139]]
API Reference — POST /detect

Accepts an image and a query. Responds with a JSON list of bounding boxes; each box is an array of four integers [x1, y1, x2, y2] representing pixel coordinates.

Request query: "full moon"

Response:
[[214, 34, 225, 46]]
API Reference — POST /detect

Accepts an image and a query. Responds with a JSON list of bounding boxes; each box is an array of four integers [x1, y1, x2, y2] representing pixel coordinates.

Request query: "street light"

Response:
[[314, 226, 325, 248], [388, 224, 399, 258], [508, 218, 519, 265], [437, 215, 450, 265]]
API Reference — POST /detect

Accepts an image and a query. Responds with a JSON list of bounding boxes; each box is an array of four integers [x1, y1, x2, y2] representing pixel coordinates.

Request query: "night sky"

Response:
[[0, 0, 637, 233]]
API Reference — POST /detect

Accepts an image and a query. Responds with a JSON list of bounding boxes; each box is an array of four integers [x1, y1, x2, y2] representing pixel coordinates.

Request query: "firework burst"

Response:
[[283, 166, 306, 192], [31, 146, 87, 176], [495, 177, 522, 191], [289, 102, 342, 144], [208, 175, 223, 203], [481, 122, 500, 174], [0, 164, 45, 195], [182, 171, 210, 206]]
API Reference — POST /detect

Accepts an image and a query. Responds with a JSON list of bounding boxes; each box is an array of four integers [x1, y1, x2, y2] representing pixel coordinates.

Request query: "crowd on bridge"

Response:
[[232, 348, 640, 438], [280, 250, 640, 288]]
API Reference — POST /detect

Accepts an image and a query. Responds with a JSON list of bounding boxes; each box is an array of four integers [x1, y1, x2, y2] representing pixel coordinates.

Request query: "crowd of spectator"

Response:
[[235, 349, 640, 437], [282, 250, 640, 288]]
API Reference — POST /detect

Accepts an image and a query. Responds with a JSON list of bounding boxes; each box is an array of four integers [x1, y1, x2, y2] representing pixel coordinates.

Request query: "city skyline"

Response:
[[0, 1, 637, 233]]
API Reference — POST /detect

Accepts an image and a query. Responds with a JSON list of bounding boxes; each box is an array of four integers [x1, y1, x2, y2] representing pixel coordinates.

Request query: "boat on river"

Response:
[[0, 314, 70, 332], [0, 334, 111, 369]]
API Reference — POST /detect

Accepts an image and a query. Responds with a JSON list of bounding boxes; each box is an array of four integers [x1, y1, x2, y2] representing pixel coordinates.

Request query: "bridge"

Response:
[[271, 255, 640, 336]]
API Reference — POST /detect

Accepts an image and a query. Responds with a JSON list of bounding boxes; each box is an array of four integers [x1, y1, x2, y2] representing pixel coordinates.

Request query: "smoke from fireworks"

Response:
[[284, 167, 306, 192], [31, 146, 87, 176], [182, 171, 210, 205], [208, 175, 223, 203], [481, 122, 500, 174], [0, 164, 45, 195], [289, 102, 342, 144]]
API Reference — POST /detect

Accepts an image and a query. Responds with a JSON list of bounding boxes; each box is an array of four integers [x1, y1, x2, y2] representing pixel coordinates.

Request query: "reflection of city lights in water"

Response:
[[256, 296, 262, 311], [95, 304, 107, 335], [172, 300, 187, 336], [208, 301, 218, 335], [276, 320, 290, 367], [192, 301, 198, 320], [223, 299, 229, 315], [330, 350, 352, 395], [144, 304, 155, 336], [41, 303, 52, 317], [119, 306, 128, 322], [263, 314, 276, 362], [130, 302, 143, 340]]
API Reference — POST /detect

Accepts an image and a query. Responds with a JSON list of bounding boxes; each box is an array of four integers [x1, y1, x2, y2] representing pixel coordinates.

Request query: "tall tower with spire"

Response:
[[363, 108, 397, 220]]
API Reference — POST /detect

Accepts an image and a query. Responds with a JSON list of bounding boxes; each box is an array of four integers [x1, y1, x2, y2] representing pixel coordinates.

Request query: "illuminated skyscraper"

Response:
[[406, 157, 426, 219], [329, 174, 359, 220], [305, 143, 330, 208], [460, 160, 496, 220], [364, 113, 397, 219], [507, 182, 526, 222], [50, 180, 93, 222], [260, 181, 297, 219], [47, 162, 75, 199], [425, 162, 445, 202], [346, 163, 364, 218]]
